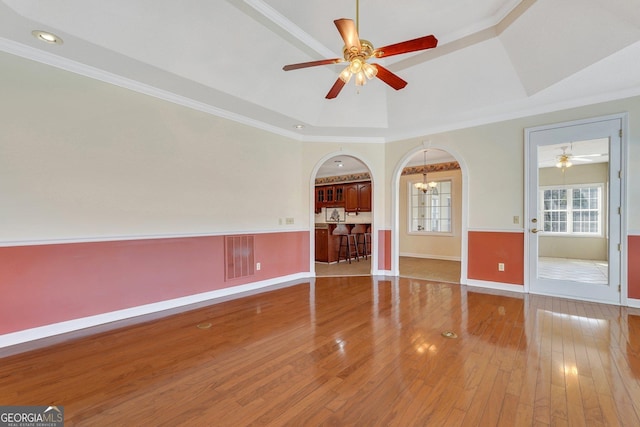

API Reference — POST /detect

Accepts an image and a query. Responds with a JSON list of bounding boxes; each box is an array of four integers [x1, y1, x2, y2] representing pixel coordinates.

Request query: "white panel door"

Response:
[[525, 117, 622, 304]]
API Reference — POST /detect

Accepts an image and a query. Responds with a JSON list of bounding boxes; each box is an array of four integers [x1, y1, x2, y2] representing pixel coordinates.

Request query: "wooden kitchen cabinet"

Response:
[[333, 185, 344, 205], [358, 182, 371, 211], [344, 181, 371, 212], [315, 228, 329, 262], [315, 226, 341, 262], [315, 187, 326, 213], [315, 184, 345, 212]]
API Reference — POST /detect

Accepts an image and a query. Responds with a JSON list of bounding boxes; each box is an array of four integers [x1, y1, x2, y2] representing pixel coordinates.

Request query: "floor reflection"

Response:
[[464, 289, 526, 350], [627, 314, 640, 378]]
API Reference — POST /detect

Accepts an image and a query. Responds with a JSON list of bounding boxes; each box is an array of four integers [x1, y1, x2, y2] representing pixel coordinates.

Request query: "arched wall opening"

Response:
[[391, 143, 469, 284], [309, 152, 377, 276]]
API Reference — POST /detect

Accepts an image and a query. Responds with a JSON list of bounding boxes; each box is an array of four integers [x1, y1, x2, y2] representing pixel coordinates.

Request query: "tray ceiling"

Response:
[[1, 0, 640, 142]]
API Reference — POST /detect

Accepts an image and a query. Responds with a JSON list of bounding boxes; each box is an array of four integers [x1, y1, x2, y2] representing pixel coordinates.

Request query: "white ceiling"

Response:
[[538, 138, 609, 168], [316, 156, 369, 178], [1, 0, 640, 142]]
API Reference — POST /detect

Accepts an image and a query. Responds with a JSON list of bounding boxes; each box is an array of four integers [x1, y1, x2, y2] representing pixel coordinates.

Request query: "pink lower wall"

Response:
[[0, 231, 309, 335], [467, 231, 524, 285], [466, 231, 639, 298], [378, 229, 391, 271], [629, 235, 640, 300], [3, 230, 636, 337]]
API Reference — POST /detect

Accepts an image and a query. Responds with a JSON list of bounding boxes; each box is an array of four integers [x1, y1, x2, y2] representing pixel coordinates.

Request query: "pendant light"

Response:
[[414, 150, 438, 194]]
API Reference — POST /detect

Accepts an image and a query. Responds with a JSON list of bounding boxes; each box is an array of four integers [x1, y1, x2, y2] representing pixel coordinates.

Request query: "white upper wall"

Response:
[[0, 52, 306, 243], [1, 49, 639, 244], [385, 96, 640, 232]]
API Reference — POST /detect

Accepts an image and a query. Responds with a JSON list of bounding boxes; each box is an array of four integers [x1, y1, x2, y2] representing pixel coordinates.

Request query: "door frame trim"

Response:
[[523, 113, 628, 305]]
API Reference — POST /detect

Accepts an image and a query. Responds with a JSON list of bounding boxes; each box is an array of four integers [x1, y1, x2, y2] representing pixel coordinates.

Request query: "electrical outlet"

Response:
[[513, 216, 519, 224], [498, 263, 505, 272], [279, 218, 283, 225], [286, 217, 294, 225], [256, 262, 261, 271]]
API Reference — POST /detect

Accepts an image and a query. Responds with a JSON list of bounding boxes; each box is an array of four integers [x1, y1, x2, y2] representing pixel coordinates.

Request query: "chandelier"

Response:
[[414, 150, 438, 194]]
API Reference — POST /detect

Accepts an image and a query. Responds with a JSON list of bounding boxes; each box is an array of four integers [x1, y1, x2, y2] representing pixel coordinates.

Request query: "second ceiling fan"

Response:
[[282, 1, 438, 99]]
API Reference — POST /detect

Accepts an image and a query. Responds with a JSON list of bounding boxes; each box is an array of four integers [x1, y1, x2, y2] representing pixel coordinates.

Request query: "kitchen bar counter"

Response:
[[315, 223, 371, 263]]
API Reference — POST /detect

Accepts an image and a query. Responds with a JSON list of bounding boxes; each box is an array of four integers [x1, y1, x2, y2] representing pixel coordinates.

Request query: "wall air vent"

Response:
[[225, 235, 255, 280]]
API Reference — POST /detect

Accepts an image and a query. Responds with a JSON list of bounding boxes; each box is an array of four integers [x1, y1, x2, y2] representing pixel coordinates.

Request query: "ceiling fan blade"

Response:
[[283, 58, 343, 71], [372, 64, 407, 90], [334, 18, 362, 52], [573, 153, 606, 158], [326, 78, 346, 99], [375, 35, 438, 58]]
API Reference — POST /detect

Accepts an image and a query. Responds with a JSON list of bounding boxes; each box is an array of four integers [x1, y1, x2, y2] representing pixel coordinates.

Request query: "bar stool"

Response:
[[364, 225, 372, 258], [351, 224, 368, 260], [333, 224, 359, 264]]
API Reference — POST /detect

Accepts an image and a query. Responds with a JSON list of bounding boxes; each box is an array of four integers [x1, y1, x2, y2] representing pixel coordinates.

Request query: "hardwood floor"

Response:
[[399, 257, 461, 283], [315, 256, 461, 283], [2, 276, 640, 426]]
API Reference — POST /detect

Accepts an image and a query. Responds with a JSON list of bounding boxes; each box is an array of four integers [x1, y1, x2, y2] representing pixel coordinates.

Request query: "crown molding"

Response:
[[0, 37, 306, 140]]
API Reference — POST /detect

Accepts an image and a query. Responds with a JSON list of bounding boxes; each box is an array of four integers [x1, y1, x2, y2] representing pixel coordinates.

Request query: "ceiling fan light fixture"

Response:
[[362, 62, 377, 79], [339, 67, 353, 83], [355, 71, 367, 86], [349, 58, 363, 74], [556, 154, 572, 169]]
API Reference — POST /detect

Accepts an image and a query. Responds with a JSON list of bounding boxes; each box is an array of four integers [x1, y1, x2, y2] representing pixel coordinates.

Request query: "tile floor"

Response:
[[538, 256, 608, 285]]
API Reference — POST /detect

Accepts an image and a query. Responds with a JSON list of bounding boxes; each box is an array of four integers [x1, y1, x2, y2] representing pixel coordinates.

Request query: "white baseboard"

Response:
[[628, 298, 640, 309], [373, 269, 393, 276], [399, 253, 461, 261], [0, 272, 313, 350], [465, 279, 525, 293]]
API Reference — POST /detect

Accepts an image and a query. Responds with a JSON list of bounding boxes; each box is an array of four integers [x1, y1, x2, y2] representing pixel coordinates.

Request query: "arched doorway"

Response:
[[311, 154, 375, 277], [391, 145, 469, 284]]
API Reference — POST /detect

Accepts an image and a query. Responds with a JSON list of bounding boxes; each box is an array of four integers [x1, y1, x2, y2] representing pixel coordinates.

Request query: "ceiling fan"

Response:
[[556, 145, 605, 168], [282, 0, 438, 99]]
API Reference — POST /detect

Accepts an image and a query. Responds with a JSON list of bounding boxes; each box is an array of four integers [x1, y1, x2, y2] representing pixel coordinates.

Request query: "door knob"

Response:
[[531, 228, 538, 234]]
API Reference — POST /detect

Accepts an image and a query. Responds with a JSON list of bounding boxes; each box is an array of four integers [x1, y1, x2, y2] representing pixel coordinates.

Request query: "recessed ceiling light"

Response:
[[31, 30, 63, 45], [293, 124, 305, 129]]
